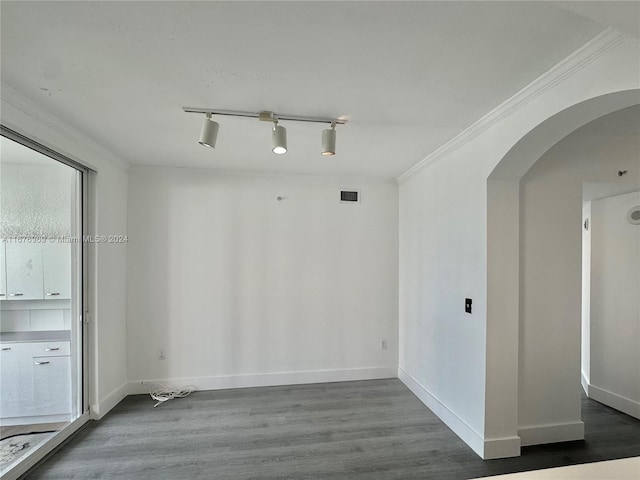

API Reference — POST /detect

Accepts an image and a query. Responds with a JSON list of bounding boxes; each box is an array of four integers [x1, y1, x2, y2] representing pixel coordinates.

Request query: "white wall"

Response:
[[127, 167, 398, 390], [91, 163, 128, 415], [1, 84, 129, 418], [518, 106, 639, 444], [588, 191, 640, 418], [399, 148, 488, 455], [399, 31, 639, 459]]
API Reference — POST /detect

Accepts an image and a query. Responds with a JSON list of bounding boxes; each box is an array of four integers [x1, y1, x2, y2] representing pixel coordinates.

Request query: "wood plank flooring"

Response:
[[24, 379, 640, 479]]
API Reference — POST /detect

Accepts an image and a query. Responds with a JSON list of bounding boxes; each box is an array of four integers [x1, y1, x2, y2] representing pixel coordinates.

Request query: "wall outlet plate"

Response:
[[465, 298, 472, 314]]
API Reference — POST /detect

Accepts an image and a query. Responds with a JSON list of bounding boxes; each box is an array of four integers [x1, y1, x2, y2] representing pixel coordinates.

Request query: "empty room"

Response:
[[0, 1, 639, 479]]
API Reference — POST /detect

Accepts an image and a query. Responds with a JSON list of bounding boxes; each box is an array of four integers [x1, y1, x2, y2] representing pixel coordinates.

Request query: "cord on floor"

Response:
[[149, 384, 195, 408]]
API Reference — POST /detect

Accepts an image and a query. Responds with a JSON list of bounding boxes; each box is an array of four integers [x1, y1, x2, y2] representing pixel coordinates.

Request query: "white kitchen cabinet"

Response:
[[42, 243, 71, 299], [0, 343, 34, 418], [0, 243, 6, 299], [0, 341, 71, 420], [32, 355, 72, 416], [5, 243, 44, 300], [2, 242, 72, 300]]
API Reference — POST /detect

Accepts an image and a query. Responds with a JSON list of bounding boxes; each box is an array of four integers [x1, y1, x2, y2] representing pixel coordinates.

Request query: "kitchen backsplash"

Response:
[[1, 300, 72, 332]]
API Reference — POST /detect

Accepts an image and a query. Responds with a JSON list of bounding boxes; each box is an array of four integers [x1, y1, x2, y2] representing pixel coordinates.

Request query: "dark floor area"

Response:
[[24, 379, 640, 479]]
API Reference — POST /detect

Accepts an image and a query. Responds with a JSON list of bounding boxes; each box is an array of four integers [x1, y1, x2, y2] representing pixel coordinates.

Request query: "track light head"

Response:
[[272, 121, 287, 155], [199, 113, 219, 148], [321, 123, 336, 156]]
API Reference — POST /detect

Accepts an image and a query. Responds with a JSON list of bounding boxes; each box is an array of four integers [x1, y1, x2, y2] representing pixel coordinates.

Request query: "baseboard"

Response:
[[127, 366, 397, 395], [398, 367, 490, 459], [518, 421, 584, 446], [483, 436, 521, 460], [581, 371, 589, 396], [588, 383, 640, 420], [90, 382, 128, 420]]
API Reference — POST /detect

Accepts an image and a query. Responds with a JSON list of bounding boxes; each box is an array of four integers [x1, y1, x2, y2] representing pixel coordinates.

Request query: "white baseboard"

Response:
[[127, 366, 397, 395], [398, 367, 512, 459], [581, 371, 589, 396], [588, 383, 640, 420], [518, 421, 584, 446], [90, 382, 128, 420], [483, 436, 522, 460]]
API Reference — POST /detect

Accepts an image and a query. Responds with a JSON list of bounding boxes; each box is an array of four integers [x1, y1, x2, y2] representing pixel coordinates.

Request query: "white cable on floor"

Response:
[[149, 384, 195, 408]]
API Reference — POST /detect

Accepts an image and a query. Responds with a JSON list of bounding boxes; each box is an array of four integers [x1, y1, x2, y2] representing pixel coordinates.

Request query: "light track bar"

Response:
[[182, 107, 347, 125]]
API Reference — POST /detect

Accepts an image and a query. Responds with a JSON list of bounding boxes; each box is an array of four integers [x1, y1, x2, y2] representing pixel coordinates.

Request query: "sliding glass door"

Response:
[[0, 129, 89, 479]]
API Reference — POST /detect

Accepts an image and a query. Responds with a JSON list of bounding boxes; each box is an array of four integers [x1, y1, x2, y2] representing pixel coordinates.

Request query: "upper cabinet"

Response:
[[5, 243, 44, 300], [3, 243, 71, 300], [42, 243, 71, 299], [1, 158, 77, 303]]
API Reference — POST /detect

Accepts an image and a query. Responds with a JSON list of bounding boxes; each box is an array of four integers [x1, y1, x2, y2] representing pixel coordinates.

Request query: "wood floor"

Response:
[[24, 379, 640, 480]]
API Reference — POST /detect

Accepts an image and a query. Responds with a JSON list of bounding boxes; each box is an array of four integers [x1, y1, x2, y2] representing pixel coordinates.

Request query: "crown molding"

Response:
[[396, 28, 630, 185], [0, 82, 130, 171]]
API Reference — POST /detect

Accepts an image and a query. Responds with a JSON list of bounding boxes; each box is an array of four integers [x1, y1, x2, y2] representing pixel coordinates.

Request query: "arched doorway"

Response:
[[485, 89, 640, 456]]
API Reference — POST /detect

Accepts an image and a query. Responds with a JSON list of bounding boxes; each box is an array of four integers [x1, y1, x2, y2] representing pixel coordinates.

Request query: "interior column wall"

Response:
[[400, 31, 639, 459], [517, 106, 639, 444]]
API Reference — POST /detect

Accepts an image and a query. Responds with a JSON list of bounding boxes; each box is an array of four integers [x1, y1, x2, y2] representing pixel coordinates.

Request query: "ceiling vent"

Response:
[[340, 190, 359, 203]]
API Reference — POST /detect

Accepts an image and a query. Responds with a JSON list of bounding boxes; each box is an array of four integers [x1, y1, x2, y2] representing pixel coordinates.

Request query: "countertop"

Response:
[[0, 330, 71, 343]]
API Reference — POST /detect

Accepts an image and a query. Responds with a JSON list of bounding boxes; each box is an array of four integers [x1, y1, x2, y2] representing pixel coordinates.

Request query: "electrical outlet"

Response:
[[158, 349, 166, 360], [380, 339, 388, 350]]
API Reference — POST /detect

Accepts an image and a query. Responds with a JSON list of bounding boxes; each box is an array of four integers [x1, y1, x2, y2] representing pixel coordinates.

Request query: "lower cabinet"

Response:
[[0, 343, 33, 418], [0, 341, 71, 420], [32, 355, 72, 416]]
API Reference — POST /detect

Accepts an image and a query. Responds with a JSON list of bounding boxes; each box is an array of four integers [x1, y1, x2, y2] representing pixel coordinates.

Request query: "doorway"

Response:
[[486, 92, 640, 454], [0, 130, 90, 479], [581, 186, 640, 419]]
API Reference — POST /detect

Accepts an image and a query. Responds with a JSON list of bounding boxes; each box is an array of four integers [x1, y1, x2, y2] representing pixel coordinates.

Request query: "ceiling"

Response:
[[1, 1, 637, 180]]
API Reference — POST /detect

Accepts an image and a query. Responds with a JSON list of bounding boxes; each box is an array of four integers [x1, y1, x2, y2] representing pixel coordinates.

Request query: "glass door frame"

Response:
[[1, 126, 93, 480]]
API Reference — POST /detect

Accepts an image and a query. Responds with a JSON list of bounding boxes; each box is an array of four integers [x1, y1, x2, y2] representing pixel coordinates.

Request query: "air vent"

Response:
[[340, 190, 359, 203]]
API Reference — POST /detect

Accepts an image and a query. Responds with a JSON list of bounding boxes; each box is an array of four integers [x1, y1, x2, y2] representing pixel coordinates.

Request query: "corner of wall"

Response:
[[397, 368, 485, 458], [90, 382, 128, 420]]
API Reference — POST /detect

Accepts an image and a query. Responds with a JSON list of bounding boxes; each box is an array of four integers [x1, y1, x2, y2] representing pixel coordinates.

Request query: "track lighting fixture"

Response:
[[184, 107, 346, 155], [321, 123, 336, 156], [272, 119, 287, 155], [198, 112, 219, 148]]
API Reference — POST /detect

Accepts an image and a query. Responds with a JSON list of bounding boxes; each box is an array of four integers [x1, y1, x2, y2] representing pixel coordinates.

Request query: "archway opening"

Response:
[[486, 89, 640, 453]]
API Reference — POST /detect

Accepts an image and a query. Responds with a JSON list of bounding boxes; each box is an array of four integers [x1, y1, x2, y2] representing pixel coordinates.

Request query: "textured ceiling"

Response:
[[1, 1, 631, 179]]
